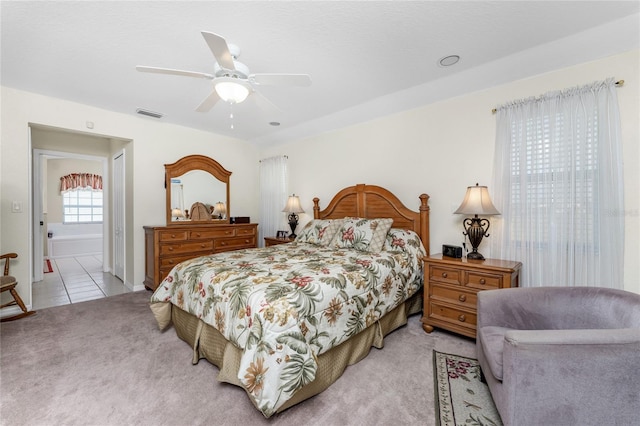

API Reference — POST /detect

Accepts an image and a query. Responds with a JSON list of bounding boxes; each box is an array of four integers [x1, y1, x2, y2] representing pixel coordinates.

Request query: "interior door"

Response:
[[113, 151, 125, 281], [32, 149, 44, 282]]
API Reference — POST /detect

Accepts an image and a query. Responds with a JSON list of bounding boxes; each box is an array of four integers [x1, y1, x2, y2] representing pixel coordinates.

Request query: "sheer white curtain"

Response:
[[259, 156, 288, 246], [491, 78, 624, 288]]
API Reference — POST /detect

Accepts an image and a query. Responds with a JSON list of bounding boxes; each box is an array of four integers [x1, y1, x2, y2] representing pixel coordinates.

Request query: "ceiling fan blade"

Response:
[[252, 89, 283, 115], [201, 31, 236, 71], [195, 89, 220, 112], [136, 66, 214, 79], [249, 73, 312, 87]]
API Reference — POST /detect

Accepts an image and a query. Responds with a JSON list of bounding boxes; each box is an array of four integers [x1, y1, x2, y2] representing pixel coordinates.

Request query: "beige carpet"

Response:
[[0, 291, 476, 425]]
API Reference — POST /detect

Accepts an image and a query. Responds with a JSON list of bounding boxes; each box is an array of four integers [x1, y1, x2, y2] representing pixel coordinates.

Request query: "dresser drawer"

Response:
[[159, 230, 188, 241], [160, 241, 214, 255], [236, 227, 256, 236], [429, 265, 462, 285], [466, 271, 502, 290], [160, 254, 200, 269], [428, 300, 477, 329], [215, 236, 256, 251], [430, 284, 477, 309], [189, 228, 236, 239]]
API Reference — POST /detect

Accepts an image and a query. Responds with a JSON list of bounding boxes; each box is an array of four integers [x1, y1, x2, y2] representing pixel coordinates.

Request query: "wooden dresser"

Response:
[[143, 223, 258, 290], [422, 254, 521, 338]]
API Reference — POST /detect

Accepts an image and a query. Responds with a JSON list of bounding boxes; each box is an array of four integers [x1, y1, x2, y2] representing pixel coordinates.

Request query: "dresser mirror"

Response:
[[165, 155, 231, 225]]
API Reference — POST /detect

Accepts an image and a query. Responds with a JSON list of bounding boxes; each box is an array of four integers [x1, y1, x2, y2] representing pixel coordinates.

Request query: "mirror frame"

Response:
[[165, 154, 231, 225]]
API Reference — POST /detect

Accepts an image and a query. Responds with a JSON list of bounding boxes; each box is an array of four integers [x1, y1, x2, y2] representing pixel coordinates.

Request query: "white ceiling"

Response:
[[2, 1, 639, 146]]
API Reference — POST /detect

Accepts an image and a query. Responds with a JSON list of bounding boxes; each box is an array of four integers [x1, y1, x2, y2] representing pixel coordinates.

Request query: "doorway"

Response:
[[30, 125, 129, 307]]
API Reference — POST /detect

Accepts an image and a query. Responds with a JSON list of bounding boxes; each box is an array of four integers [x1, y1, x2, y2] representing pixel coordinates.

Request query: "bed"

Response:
[[150, 184, 430, 417]]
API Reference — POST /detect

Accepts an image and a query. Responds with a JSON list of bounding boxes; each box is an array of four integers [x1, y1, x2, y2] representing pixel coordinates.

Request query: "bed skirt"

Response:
[[167, 291, 422, 413]]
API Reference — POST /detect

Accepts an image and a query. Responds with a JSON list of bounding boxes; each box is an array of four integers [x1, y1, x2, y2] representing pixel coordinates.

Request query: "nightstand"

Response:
[[422, 253, 521, 338], [264, 236, 294, 247]]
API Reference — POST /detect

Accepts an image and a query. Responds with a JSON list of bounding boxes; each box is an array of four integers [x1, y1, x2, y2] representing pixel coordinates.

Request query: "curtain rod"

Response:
[[491, 79, 624, 114], [259, 155, 288, 162]]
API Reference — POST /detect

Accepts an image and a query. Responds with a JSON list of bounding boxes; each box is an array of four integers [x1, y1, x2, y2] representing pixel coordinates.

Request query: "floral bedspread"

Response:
[[150, 235, 424, 417]]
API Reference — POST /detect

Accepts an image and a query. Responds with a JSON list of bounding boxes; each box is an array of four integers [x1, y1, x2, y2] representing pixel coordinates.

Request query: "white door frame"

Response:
[[112, 150, 125, 282], [32, 149, 109, 279]]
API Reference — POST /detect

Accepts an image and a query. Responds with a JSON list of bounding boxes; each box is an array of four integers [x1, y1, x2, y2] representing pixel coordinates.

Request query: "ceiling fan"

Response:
[[136, 31, 312, 112]]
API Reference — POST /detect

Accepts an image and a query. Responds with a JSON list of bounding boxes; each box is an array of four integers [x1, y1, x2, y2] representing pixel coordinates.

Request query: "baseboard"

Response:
[[0, 305, 31, 319]]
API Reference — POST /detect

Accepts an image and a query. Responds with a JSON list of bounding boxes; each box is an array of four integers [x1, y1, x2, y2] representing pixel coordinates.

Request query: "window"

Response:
[[492, 79, 624, 288], [63, 189, 103, 223]]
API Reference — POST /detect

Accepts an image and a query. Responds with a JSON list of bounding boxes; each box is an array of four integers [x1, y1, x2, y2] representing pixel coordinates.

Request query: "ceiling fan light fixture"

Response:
[[214, 77, 250, 104]]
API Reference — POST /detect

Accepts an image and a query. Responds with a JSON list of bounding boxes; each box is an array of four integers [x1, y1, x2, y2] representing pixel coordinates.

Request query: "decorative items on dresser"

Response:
[[422, 254, 521, 338], [143, 223, 258, 290], [264, 236, 294, 247]]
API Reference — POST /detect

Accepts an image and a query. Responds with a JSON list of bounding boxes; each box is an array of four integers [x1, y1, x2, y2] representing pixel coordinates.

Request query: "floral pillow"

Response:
[[330, 217, 393, 253], [382, 228, 426, 258], [295, 219, 344, 246]]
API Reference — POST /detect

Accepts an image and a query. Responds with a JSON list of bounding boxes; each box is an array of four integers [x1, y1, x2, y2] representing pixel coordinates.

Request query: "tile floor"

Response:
[[33, 255, 130, 310]]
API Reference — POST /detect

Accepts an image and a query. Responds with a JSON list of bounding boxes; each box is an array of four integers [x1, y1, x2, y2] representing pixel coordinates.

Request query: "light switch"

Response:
[[11, 201, 22, 213]]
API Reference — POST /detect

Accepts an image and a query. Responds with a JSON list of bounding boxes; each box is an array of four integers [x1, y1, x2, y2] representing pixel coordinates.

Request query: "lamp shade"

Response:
[[212, 202, 227, 217], [171, 208, 185, 220], [214, 77, 250, 104], [282, 194, 305, 213], [454, 183, 500, 216]]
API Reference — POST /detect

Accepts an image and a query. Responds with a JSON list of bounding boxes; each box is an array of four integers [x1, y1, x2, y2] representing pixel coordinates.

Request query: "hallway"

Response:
[[33, 255, 130, 310]]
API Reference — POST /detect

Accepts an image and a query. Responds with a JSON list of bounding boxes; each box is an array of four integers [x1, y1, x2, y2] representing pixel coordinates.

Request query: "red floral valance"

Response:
[[59, 173, 103, 193]]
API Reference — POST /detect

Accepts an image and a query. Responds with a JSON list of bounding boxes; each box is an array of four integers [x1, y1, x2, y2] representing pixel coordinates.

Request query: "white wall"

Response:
[[0, 87, 260, 306], [261, 50, 639, 294]]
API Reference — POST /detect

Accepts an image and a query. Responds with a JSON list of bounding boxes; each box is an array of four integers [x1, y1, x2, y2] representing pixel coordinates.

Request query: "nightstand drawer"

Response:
[[466, 271, 502, 290], [429, 265, 462, 285], [430, 284, 477, 309], [428, 301, 477, 329]]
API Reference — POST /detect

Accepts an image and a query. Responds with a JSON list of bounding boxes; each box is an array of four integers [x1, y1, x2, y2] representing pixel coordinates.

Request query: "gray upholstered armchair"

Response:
[[477, 286, 640, 426]]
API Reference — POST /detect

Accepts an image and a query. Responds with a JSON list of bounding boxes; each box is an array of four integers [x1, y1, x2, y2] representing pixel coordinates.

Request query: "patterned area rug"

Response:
[[44, 259, 53, 273], [433, 350, 503, 426]]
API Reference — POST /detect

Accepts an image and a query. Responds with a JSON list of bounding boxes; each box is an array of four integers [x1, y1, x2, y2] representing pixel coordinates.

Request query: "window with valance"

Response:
[[59, 173, 103, 193], [59, 173, 103, 223]]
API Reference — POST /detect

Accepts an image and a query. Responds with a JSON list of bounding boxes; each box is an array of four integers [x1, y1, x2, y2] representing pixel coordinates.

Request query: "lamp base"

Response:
[[466, 251, 485, 260], [288, 220, 298, 239]]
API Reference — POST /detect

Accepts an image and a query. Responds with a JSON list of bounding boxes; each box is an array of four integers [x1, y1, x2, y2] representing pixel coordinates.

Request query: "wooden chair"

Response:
[[0, 253, 36, 322]]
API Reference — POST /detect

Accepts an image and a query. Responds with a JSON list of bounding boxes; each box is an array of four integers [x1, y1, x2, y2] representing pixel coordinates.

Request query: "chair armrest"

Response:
[[504, 328, 640, 346]]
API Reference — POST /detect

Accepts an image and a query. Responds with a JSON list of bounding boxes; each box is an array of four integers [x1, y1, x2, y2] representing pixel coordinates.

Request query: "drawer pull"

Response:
[[441, 272, 448, 278], [458, 314, 466, 322], [221, 242, 226, 246], [226, 231, 233, 235], [168, 247, 174, 251], [458, 294, 466, 302], [201, 244, 206, 248], [195, 233, 201, 238], [479, 278, 486, 285], [245, 239, 249, 243], [168, 260, 174, 264], [170, 234, 176, 239]]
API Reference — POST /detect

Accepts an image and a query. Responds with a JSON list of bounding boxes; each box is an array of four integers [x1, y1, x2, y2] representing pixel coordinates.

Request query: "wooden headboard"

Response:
[[313, 184, 430, 255]]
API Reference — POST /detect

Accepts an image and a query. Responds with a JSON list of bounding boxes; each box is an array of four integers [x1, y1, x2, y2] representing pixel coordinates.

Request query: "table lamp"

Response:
[[282, 194, 304, 238], [454, 183, 500, 260]]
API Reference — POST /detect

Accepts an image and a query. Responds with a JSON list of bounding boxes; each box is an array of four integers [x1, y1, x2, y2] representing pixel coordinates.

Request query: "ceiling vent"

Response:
[[135, 108, 164, 119]]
